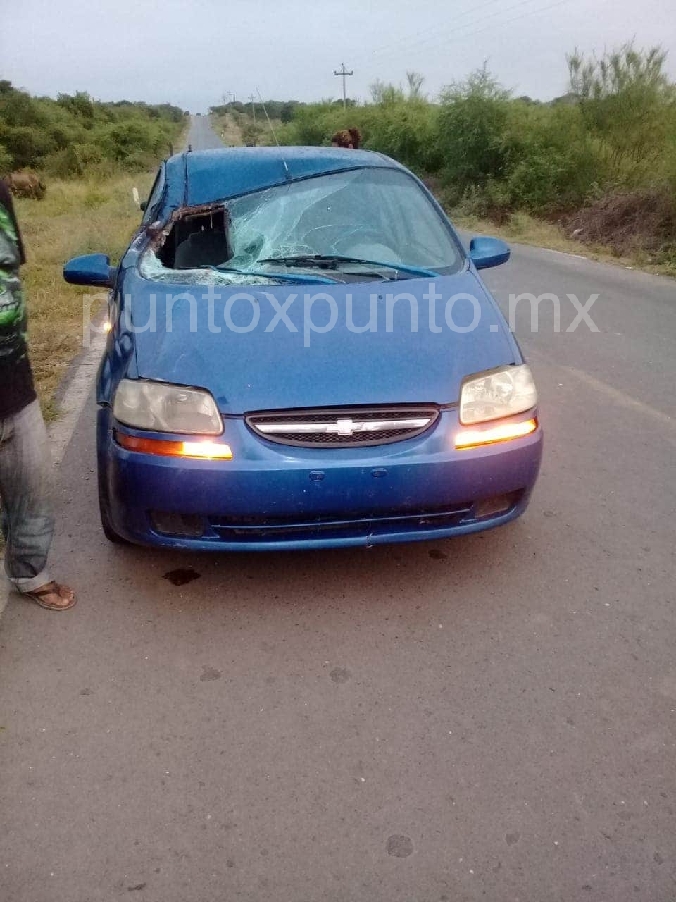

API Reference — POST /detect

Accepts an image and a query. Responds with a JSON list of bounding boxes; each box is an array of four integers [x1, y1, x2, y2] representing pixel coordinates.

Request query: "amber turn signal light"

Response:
[[115, 431, 233, 460], [454, 418, 538, 450]]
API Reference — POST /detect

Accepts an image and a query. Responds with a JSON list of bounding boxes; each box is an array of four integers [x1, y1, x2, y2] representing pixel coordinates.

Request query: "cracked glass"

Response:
[[140, 166, 463, 285]]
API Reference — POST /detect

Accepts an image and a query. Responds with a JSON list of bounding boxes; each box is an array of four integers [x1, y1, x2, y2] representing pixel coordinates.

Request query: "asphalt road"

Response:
[[1, 118, 675, 902], [186, 113, 224, 150]]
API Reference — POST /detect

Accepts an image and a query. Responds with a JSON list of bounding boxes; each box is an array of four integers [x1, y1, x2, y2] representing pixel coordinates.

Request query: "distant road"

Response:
[[1, 121, 675, 902], [186, 113, 226, 150]]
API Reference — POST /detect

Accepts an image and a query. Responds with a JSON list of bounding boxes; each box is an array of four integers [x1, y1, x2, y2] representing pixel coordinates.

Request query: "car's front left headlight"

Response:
[[113, 379, 223, 435], [460, 365, 537, 425]]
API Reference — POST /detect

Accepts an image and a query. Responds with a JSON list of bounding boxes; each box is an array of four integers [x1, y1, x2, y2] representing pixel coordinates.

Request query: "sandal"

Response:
[[24, 581, 76, 612]]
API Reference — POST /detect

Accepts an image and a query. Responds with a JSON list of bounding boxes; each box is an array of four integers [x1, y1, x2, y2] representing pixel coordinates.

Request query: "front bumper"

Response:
[[98, 407, 543, 550]]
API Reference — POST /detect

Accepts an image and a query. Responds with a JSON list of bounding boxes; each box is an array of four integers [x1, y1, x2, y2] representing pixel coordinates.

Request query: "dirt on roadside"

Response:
[[563, 189, 676, 263]]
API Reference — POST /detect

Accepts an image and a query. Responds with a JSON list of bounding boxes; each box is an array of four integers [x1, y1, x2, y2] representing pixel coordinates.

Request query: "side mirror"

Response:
[[469, 236, 510, 270], [63, 253, 116, 288]]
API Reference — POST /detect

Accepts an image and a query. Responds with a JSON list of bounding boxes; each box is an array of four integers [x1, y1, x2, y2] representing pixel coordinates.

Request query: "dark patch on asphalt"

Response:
[[386, 835, 413, 858], [200, 665, 222, 682], [330, 667, 350, 684], [654, 852, 664, 864], [506, 831, 521, 846], [163, 567, 201, 587], [428, 549, 447, 560], [127, 884, 146, 892], [79, 688, 91, 696]]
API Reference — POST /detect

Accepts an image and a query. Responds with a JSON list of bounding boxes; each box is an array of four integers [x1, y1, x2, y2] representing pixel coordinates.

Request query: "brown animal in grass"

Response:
[[6, 171, 46, 200], [331, 128, 362, 150]]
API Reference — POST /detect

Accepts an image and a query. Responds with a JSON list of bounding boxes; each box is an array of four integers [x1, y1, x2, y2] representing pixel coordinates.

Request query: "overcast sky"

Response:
[[2, 0, 675, 110]]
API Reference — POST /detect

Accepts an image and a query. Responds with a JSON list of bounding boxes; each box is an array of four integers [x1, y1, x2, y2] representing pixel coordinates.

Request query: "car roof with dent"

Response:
[[163, 146, 403, 209]]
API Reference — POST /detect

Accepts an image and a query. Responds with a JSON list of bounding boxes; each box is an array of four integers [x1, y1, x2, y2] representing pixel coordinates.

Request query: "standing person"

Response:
[[0, 180, 75, 611]]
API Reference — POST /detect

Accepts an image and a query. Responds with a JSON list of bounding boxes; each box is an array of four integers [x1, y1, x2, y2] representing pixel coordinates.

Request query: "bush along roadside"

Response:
[[0, 81, 185, 179], [278, 44, 676, 274], [0, 82, 189, 411]]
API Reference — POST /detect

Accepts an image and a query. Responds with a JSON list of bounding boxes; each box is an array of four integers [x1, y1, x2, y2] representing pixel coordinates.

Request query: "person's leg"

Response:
[[0, 399, 55, 591], [0, 399, 74, 609]]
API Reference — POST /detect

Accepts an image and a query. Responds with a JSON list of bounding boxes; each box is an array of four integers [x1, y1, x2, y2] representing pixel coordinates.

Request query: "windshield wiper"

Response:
[[258, 254, 439, 279], [203, 264, 339, 285]]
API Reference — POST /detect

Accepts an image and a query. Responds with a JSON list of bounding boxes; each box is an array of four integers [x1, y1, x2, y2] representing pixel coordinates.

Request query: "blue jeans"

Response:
[[0, 399, 54, 592]]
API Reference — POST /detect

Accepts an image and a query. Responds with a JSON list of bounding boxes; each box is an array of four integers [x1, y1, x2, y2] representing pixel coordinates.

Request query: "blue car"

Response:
[[63, 147, 542, 550]]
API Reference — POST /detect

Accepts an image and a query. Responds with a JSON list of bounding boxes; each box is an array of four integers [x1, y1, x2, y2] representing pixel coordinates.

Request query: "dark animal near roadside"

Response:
[[6, 172, 46, 200], [331, 128, 362, 150]]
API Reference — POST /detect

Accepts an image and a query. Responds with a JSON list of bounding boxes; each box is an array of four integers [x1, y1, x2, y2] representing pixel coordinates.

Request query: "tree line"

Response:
[[0, 81, 185, 177], [276, 44, 676, 257]]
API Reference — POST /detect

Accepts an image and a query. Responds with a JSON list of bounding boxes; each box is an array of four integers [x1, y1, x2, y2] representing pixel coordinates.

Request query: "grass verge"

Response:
[[210, 113, 243, 146], [15, 173, 153, 418]]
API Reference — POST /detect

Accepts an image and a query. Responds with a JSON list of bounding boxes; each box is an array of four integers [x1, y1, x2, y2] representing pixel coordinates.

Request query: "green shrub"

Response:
[[280, 44, 675, 231], [43, 146, 82, 178], [437, 67, 511, 190], [0, 143, 12, 176], [104, 120, 159, 162], [363, 100, 442, 173], [76, 143, 103, 168], [2, 125, 56, 169], [568, 43, 675, 185], [500, 104, 602, 211], [0, 82, 184, 176], [451, 180, 512, 223]]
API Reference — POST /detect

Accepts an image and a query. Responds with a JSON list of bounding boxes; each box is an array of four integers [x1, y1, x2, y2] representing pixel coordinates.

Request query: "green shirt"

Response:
[[0, 180, 36, 418]]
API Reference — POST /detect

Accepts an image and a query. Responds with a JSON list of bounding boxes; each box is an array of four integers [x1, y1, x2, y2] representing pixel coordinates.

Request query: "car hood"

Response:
[[125, 268, 520, 414]]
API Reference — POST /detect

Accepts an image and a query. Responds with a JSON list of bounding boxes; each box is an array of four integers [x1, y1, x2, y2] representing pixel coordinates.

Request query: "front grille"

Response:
[[246, 406, 439, 448]]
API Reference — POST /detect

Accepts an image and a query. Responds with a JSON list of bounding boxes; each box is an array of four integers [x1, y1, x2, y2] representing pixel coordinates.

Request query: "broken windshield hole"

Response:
[[158, 205, 231, 270]]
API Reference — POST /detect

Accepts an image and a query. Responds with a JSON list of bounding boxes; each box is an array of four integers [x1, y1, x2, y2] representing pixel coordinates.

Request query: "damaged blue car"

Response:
[[63, 147, 542, 550]]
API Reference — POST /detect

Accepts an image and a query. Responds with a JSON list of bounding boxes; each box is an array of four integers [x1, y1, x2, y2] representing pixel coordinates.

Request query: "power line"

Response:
[[334, 62, 354, 109], [256, 88, 280, 147], [422, 0, 574, 57], [367, 0, 520, 60], [369, 0, 571, 66], [361, 0, 574, 73]]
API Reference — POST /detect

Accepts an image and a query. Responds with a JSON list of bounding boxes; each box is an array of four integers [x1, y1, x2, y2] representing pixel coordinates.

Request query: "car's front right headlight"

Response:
[[460, 365, 537, 425], [113, 379, 223, 435]]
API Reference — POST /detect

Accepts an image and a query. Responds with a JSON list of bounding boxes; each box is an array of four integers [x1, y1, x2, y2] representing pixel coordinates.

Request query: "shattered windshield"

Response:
[[140, 166, 463, 285]]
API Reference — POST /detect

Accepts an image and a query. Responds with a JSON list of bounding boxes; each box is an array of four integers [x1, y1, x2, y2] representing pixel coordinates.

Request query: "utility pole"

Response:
[[333, 63, 354, 110], [248, 94, 257, 125]]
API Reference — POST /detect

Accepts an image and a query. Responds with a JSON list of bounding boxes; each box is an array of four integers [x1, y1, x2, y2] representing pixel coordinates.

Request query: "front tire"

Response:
[[98, 467, 129, 545]]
